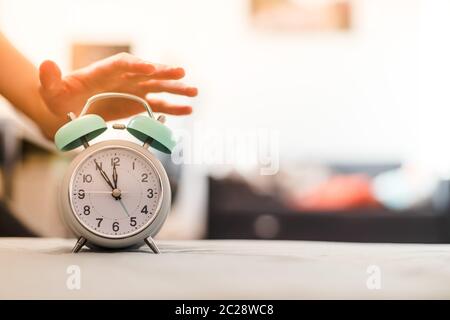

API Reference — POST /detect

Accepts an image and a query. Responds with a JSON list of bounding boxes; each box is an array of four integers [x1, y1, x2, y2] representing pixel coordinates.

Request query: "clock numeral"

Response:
[[141, 173, 149, 182], [77, 189, 85, 199], [83, 205, 90, 215], [141, 205, 148, 214], [132, 161, 136, 170], [111, 157, 120, 167], [96, 218, 103, 228], [83, 174, 92, 183], [112, 221, 119, 232], [130, 217, 137, 227], [147, 188, 154, 199]]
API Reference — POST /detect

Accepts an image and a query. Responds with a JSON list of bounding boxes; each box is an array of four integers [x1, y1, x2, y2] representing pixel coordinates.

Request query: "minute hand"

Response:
[[94, 159, 115, 190], [112, 162, 118, 189]]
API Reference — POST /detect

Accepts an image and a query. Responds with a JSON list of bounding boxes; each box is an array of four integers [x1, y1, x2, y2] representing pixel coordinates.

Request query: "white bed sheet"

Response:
[[0, 238, 449, 299]]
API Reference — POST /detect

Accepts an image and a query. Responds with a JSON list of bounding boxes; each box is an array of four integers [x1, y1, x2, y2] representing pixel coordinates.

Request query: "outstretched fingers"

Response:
[[87, 53, 156, 80], [145, 98, 193, 115], [138, 80, 198, 97], [122, 66, 186, 82], [90, 97, 193, 122]]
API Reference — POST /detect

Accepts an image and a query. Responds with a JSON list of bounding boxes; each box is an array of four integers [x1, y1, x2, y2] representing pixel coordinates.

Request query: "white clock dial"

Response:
[[69, 146, 163, 238]]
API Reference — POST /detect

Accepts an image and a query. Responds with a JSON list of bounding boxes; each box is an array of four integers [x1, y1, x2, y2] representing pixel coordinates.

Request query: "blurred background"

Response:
[[1, 0, 450, 243]]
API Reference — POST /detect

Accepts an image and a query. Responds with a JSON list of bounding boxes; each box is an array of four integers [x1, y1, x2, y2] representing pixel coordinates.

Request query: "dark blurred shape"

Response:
[[207, 163, 450, 243], [0, 201, 34, 237], [0, 122, 34, 236], [0, 119, 20, 200]]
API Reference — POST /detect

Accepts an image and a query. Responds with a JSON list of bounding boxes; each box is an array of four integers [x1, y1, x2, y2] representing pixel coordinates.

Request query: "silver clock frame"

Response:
[[60, 139, 171, 253]]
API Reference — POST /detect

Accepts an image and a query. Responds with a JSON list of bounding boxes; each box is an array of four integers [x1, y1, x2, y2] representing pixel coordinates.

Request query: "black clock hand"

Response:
[[94, 159, 115, 191], [112, 162, 118, 189]]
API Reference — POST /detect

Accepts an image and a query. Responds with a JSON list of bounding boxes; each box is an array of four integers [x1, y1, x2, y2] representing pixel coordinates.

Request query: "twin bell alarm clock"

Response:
[[54, 92, 176, 254]]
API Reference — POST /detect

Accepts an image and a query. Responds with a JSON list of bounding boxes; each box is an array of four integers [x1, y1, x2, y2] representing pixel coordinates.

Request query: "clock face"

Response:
[[69, 146, 163, 238]]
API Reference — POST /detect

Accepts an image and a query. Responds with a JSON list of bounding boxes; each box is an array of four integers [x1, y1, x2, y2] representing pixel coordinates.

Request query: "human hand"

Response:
[[38, 52, 197, 138]]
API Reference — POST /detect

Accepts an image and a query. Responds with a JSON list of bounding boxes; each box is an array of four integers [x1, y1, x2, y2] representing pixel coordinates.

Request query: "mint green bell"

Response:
[[54, 114, 107, 151], [127, 115, 176, 154], [54, 92, 176, 153]]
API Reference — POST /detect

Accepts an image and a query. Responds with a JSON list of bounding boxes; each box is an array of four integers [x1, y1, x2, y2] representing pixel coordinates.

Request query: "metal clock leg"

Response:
[[144, 237, 160, 254], [72, 237, 87, 253]]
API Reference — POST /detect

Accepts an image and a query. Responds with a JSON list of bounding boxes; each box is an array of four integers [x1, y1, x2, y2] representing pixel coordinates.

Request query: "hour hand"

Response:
[[94, 159, 115, 190], [112, 162, 118, 189]]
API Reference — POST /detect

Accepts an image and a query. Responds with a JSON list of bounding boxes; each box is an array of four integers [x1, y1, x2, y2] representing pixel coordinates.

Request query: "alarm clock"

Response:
[[54, 92, 176, 254]]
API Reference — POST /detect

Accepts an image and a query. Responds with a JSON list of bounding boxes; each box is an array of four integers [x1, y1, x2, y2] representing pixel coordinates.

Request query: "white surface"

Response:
[[0, 238, 449, 299]]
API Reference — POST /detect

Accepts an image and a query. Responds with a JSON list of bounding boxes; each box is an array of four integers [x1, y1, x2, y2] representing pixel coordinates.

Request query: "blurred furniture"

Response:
[[0, 202, 34, 237], [207, 164, 450, 243], [0, 121, 34, 237], [0, 237, 449, 299], [0, 119, 21, 200]]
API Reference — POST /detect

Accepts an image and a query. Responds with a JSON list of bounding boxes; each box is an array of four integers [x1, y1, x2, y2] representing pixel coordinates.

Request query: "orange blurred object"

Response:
[[290, 174, 380, 211]]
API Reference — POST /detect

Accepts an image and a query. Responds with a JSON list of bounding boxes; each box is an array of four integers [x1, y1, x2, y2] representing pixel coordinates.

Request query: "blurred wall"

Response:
[[0, 0, 449, 173]]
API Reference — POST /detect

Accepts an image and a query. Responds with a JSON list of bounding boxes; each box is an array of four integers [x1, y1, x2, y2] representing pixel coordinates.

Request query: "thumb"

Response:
[[39, 60, 63, 95]]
